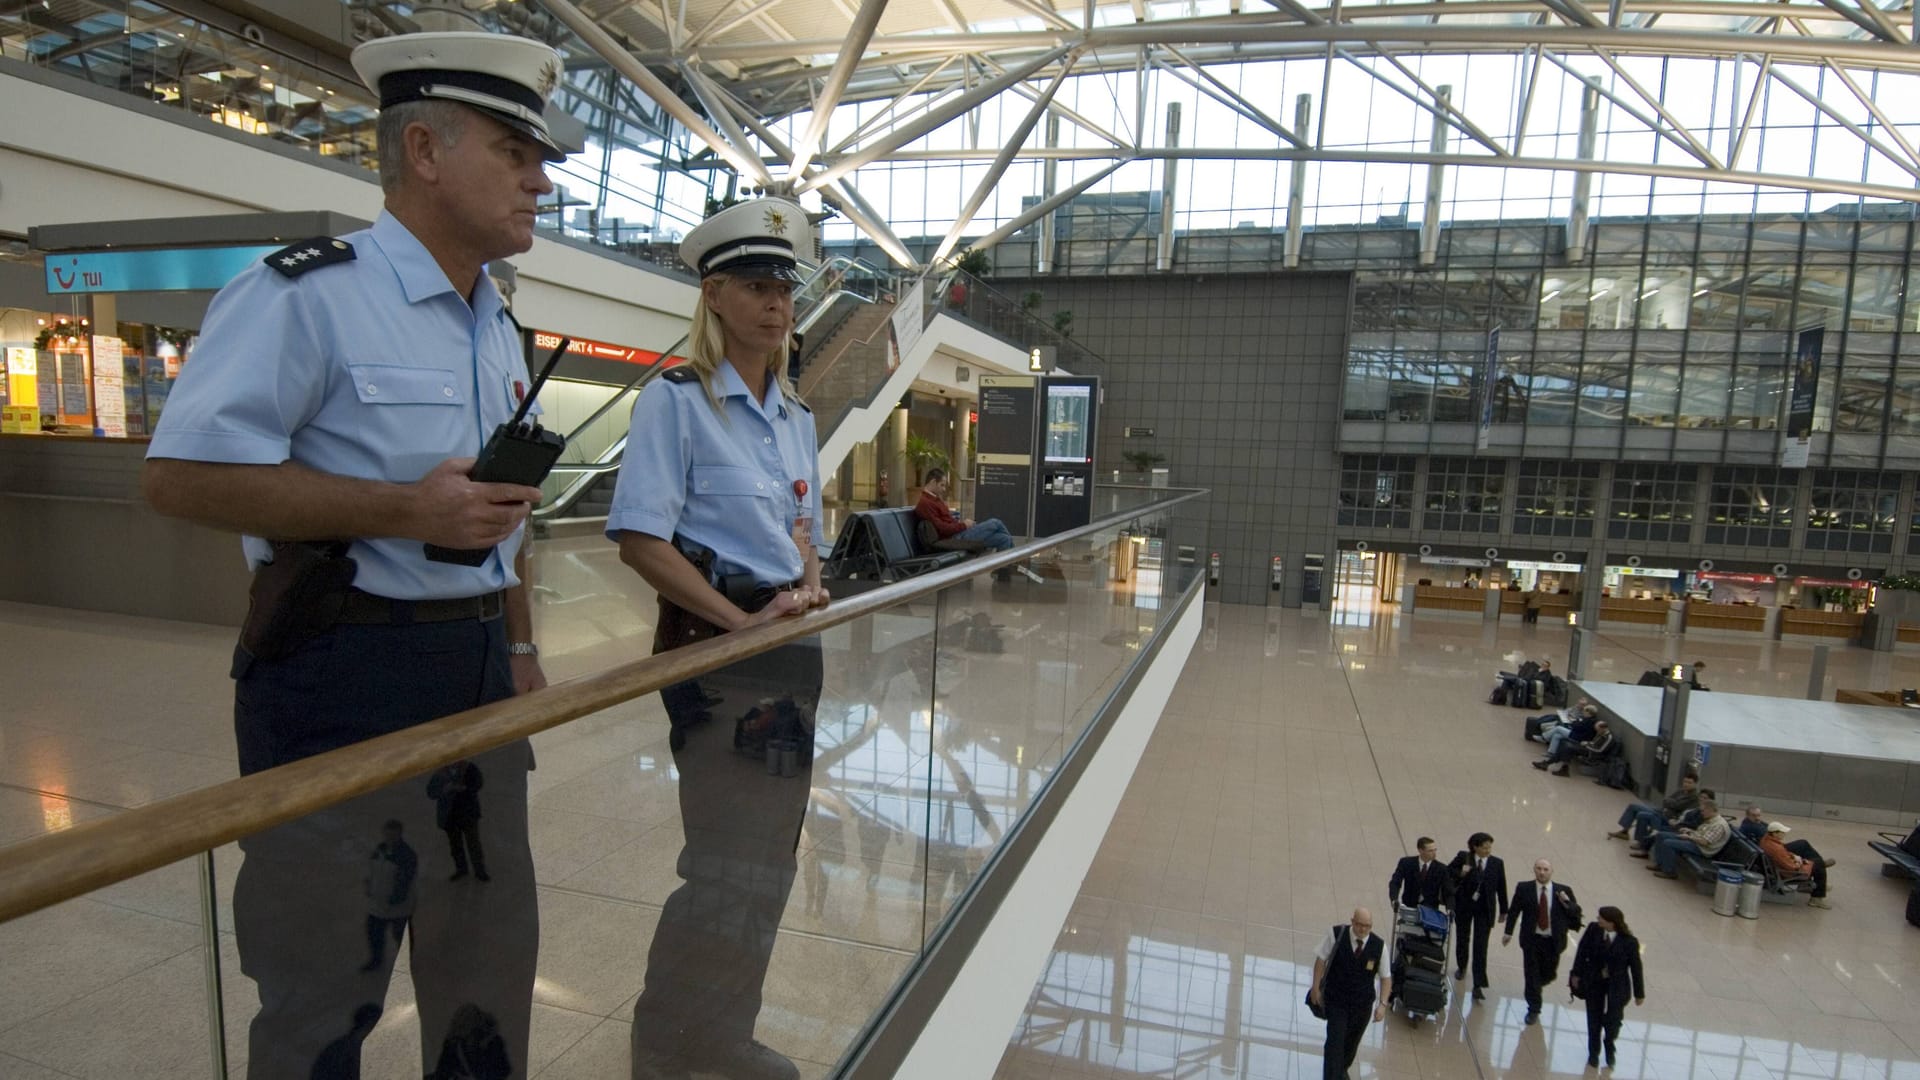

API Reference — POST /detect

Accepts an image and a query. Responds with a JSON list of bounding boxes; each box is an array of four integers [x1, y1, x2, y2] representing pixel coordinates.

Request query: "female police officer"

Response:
[[606, 196, 829, 1080]]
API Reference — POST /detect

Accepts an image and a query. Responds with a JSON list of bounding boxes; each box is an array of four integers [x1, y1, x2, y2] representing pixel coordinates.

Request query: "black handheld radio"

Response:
[[424, 337, 571, 566]]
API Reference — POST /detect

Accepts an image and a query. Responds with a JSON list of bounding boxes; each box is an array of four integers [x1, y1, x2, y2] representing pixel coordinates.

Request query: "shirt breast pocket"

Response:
[[347, 364, 466, 407], [690, 465, 777, 501]]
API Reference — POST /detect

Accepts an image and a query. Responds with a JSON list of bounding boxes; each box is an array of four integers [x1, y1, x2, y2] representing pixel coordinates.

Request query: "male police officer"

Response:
[[144, 30, 563, 1079]]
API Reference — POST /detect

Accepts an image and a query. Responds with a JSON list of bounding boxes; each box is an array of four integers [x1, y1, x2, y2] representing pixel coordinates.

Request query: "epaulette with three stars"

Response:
[[265, 237, 356, 278]]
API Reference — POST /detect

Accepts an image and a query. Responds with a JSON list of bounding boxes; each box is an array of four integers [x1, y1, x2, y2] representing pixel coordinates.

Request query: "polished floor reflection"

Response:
[[996, 596, 1920, 1080]]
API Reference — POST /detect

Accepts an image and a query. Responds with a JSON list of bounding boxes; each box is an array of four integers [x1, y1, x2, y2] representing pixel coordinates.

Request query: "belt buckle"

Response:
[[479, 591, 503, 620]]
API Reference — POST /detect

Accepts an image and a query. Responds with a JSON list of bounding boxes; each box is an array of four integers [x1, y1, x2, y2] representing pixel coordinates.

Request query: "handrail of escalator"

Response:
[[0, 486, 1209, 924], [532, 267, 892, 521], [553, 255, 881, 452]]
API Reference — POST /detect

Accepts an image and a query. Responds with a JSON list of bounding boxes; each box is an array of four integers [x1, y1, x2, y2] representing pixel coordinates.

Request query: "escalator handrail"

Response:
[[534, 276, 890, 521]]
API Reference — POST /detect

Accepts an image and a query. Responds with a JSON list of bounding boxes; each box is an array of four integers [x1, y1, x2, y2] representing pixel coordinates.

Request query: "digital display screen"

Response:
[[1043, 384, 1091, 463]]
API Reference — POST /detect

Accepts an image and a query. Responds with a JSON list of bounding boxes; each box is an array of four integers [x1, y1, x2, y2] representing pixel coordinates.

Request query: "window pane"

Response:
[[1578, 356, 1629, 427], [1679, 363, 1730, 428], [1628, 361, 1681, 426]]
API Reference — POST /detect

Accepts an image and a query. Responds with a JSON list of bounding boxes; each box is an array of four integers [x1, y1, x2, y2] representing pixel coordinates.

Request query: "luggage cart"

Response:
[[1389, 903, 1450, 1024]]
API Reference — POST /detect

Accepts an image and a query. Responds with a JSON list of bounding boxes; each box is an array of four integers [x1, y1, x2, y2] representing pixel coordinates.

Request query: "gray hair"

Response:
[[376, 100, 470, 192]]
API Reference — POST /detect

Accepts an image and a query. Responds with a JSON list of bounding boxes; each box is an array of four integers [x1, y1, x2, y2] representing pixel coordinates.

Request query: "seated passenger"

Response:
[[1628, 788, 1712, 857], [1609, 772, 1700, 844], [1736, 803, 1770, 844], [914, 467, 1014, 551], [1646, 797, 1729, 878], [1533, 705, 1598, 766], [1540, 720, 1614, 776], [1758, 821, 1832, 908]]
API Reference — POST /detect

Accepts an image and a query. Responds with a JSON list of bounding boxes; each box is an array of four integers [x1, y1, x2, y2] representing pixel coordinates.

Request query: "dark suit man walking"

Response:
[[1308, 908, 1390, 1080], [1388, 837, 1452, 911], [1447, 832, 1506, 1001], [1503, 858, 1582, 1024]]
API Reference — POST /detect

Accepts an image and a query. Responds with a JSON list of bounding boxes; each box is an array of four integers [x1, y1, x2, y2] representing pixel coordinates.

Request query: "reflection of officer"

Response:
[[429, 761, 488, 882], [608, 196, 829, 1080], [144, 30, 563, 1079], [361, 820, 417, 973]]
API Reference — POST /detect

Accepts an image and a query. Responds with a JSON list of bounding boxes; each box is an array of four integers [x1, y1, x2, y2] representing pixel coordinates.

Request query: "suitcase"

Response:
[[1408, 950, 1446, 974], [1400, 936, 1446, 963], [1510, 682, 1536, 709], [1399, 969, 1448, 1013], [1490, 684, 1508, 706]]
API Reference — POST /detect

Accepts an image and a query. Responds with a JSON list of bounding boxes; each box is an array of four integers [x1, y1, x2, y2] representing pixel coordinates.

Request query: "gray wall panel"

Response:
[[995, 272, 1351, 607]]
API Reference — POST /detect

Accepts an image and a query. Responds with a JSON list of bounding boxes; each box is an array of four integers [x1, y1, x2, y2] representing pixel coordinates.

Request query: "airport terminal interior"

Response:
[[8, 0, 1920, 1076]]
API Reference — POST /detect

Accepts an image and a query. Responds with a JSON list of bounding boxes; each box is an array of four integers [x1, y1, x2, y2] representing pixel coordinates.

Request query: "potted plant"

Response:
[[1122, 450, 1166, 474], [954, 248, 991, 277], [903, 433, 950, 486], [1051, 310, 1075, 338]]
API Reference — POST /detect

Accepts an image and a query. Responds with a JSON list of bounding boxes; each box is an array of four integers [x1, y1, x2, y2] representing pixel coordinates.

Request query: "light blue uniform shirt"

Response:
[[147, 211, 530, 599], [607, 361, 824, 586]]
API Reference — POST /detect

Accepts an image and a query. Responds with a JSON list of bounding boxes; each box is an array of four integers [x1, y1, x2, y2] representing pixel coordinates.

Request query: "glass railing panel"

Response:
[[0, 853, 232, 1078], [0, 490, 1206, 1079], [920, 568, 1072, 941]]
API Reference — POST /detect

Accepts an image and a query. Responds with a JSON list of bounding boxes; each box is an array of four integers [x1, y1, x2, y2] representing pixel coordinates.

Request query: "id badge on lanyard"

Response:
[[790, 478, 812, 558]]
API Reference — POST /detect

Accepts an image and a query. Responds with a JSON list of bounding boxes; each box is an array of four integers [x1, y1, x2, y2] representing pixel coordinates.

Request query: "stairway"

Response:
[[798, 303, 896, 430]]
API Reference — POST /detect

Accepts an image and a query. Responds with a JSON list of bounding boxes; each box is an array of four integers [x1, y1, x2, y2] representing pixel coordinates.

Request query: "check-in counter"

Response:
[[1599, 597, 1670, 626], [1834, 688, 1911, 707], [1779, 607, 1865, 640], [1500, 592, 1575, 619], [1898, 622, 1920, 644], [1415, 584, 1484, 613], [1686, 600, 1768, 633]]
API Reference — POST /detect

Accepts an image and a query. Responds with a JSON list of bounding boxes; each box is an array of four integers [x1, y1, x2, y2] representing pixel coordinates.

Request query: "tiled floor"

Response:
[[5, 556, 1920, 1080], [994, 591, 1920, 1080]]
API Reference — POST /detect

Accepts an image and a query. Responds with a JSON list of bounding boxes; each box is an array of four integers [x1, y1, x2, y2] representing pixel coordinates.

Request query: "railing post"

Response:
[[200, 849, 230, 1079], [1807, 644, 1829, 701]]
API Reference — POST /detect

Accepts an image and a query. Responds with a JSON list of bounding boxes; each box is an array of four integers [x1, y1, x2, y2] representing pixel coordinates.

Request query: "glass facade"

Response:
[[1513, 461, 1601, 538], [1338, 455, 1415, 529], [1608, 464, 1696, 544], [1423, 457, 1505, 533], [1705, 467, 1797, 548]]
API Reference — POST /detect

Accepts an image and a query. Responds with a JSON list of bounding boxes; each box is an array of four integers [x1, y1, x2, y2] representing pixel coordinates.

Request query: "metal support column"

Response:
[[1662, 677, 1692, 799], [1807, 644, 1829, 701], [1568, 626, 1589, 681], [1038, 114, 1061, 274], [1419, 85, 1450, 267], [1156, 102, 1181, 271], [1567, 80, 1600, 263], [1285, 93, 1311, 269]]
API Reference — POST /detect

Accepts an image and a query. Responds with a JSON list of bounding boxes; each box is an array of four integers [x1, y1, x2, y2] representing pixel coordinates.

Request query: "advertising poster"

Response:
[[890, 277, 926, 365], [1782, 326, 1822, 468], [91, 336, 126, 438], [1478, 327, 1499, 451], [58, 353, 89, 419]]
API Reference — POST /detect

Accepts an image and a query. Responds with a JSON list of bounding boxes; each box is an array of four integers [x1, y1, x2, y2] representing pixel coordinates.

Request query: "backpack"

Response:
[[1597, 757, 1634, 790], [1517, 660, 1542, 681], [1542, 675, 1568, 707], [1490, 684, 1508, 706]]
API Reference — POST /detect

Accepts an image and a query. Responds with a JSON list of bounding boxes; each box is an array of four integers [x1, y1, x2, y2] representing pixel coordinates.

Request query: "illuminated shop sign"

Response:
[[531, 330, 677, 367], [44, 246, 278, 294], [1606, 565, 1680, 579], [1505, 559, 1584, 572]]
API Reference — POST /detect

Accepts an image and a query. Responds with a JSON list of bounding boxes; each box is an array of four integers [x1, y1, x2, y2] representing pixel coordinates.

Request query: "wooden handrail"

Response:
[[0, 488, 1206, 924]]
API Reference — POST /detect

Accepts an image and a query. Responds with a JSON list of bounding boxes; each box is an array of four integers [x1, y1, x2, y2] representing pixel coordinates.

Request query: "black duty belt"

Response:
[[336, 588, 505, 625]]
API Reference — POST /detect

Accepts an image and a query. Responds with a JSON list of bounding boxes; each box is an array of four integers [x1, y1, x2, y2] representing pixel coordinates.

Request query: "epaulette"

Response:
[[265, 237, 355, 278], [660, 366, 699, 384], [790, 394, 811, 413]]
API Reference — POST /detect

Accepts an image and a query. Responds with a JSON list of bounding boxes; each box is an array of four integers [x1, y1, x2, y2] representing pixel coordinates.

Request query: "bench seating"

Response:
[[1869, 824, 1920, 880], [822, 507, 971, 584]]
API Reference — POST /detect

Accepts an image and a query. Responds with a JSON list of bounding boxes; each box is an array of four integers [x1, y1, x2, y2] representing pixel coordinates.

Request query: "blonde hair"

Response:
[[684, 272, 802, 413]]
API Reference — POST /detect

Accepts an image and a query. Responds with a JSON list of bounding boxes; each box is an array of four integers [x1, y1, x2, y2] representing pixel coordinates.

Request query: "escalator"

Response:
[[535, 256, 904, 523]]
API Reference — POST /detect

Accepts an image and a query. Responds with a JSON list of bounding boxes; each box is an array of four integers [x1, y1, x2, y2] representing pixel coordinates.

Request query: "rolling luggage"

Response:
[[1399, 969, 1447, 1013]]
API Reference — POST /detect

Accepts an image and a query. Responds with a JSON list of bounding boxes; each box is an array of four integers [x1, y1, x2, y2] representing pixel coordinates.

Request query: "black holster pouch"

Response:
[[239, 540, 358, 660]]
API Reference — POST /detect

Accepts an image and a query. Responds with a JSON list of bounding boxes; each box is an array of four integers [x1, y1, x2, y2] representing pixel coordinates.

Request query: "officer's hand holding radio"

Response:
[[408, 457, 544, 550]]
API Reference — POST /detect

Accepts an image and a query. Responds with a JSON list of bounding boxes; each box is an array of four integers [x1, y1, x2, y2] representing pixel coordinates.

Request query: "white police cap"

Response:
[[680, 197, 814, 282], [352, 31, 568, 163]]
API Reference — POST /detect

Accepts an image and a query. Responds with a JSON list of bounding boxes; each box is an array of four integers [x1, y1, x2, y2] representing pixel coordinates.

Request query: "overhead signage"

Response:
[[1421, 555, 1489, 568], [44, 245, 279, 294], [1506, 559, 1584, 572], [531, 330, 671, 367], [1608, 565, 1679, 579], [1700, 571, 1775, 585], [1794, 577, 1869, 589], [1782, 326, 1822, 468]]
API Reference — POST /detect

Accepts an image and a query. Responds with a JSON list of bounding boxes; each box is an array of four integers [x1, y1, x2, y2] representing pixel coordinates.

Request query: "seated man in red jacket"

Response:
[[914, 468, 1014, 550]]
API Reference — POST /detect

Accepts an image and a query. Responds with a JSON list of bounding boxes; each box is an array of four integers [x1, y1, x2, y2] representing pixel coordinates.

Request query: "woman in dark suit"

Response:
[[1568, 905, 1645, 1069]]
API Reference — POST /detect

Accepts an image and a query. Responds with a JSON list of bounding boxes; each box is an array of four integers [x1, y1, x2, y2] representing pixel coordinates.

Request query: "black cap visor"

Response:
[[711, 255, 805, 283]]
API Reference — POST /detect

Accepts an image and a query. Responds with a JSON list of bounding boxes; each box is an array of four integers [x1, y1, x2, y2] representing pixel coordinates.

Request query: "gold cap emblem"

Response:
[[538, 58, 559, 97], [764, 207, 788, 235]]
